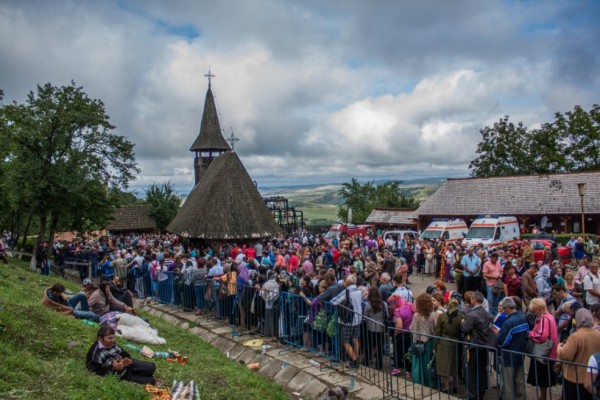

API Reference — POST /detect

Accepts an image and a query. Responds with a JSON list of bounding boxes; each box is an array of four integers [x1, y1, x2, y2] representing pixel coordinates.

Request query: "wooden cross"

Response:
[[227, 128, 239, 150], [204, 68, 215, 86]]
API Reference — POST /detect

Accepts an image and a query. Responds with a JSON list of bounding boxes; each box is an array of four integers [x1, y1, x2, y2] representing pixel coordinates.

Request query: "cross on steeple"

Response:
[[227, 128, 239, 150], [204, 68, 215, 87]]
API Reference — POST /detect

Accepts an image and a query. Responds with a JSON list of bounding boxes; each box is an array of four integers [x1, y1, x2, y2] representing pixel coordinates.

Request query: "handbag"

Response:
[[327, 315, 337, 337], [410, 340, 425, 355], [428, 352, 437, 380], [312, 309, 328, 331], [525, 339, 553, 363], [492, 279, 504, 294]]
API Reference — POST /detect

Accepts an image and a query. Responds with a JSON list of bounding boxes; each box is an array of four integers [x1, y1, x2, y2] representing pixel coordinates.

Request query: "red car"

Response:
[[530, 239, 571, 264]]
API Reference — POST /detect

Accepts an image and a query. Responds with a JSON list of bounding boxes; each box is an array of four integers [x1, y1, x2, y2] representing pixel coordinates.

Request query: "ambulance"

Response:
[[420, 219, 468, 242], [465, 215, 520, 248]]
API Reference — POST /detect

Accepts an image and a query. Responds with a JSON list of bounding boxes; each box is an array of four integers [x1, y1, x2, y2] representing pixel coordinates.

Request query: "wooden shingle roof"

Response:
[[107, 204, 156, 232], [167, 151, 282, 240], [416, 171, 600, 216], [366, 208, 418, 225], [189, 86, 231, 152]]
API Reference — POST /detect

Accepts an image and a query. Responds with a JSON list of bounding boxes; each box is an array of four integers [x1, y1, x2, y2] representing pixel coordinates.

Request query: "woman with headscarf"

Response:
[[88, 281, 133, 317], [435, 297, 462, 394], [558, 308, 600, 400], [235, 261, 252, 328], [535, 264, 553, 310], [388, 293, 415, 377]]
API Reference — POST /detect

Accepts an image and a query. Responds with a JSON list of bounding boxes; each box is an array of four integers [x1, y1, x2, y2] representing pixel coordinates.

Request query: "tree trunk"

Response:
[[48, 211, 59, 253], [21, 213, 33, 251], [31, 215, 47, 270]]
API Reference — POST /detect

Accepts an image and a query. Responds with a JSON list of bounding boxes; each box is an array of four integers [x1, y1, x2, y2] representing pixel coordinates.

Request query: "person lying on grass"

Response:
[[86, 325, 156, 385], [43, 283, 100, 322]]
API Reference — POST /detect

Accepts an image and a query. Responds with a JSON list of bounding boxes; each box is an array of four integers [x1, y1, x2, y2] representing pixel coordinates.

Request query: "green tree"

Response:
[[552, 104, 600, 171], [108, 187, 139, 207], [469, 105, 600, 178], [469, 116, 533, 177], [145, 181, 181, 231], [337, 179, 419, 223], [1, 82, 139, 251]]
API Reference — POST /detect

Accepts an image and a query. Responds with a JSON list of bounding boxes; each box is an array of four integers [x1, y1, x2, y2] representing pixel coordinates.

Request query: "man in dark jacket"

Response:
[[496, 297, 529, 400], [86, 326, 156, 385], [461, 292, 495, 400], [382, 250, 396, 277]]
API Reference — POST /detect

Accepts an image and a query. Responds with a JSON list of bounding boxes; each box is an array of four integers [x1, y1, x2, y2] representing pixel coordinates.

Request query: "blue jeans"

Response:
[[68, 292, 100, 322], [194, 286, 206, 310], [40, 261, 50, 276], [486, 285, 503, 316]]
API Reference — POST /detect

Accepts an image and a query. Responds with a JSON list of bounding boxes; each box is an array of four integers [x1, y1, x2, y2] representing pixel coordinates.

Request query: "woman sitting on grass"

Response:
[[88, 280, 134, 317]]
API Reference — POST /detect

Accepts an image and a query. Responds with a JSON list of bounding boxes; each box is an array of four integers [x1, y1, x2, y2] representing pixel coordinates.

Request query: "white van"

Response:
[[420, 219, 468, 242], [465, 215, 520, 248], [382, 230, 419, 242]]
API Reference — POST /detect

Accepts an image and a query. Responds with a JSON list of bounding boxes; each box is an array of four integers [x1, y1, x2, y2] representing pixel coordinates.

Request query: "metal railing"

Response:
[[130, 272, 599, 399]]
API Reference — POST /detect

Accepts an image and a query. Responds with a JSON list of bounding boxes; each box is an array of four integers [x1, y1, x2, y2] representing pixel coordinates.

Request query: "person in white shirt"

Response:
[[331, 274, 363, 368], [583, 262, 600, 306]]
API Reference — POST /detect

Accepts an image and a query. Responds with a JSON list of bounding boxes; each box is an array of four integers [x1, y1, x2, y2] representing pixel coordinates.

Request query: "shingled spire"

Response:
[[168, 150, 282, 240], [190, 69, 230, 185]]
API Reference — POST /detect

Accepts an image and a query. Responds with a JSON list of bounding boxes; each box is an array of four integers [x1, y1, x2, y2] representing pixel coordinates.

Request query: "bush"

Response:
[[521, 233, 596, 245], [16, 238, 35, 252]]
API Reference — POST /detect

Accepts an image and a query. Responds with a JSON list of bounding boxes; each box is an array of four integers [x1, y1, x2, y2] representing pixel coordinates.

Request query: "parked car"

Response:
[[324, 223, 374, 243], [529, 239, 571, 264]]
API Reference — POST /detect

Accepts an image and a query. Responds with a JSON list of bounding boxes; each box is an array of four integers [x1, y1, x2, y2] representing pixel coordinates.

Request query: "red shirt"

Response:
[[245, 248, 256, 260], [504, 274, 522, 297], [332, 249, 341, 264], [288, 255, 300, 273]]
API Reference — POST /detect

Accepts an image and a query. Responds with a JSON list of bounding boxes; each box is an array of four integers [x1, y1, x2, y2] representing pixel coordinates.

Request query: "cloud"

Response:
[[1, 0, 598, 194]]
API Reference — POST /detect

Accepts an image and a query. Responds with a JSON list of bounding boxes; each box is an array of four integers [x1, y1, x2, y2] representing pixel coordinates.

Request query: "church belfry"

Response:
[[190, 69, 231, 185]]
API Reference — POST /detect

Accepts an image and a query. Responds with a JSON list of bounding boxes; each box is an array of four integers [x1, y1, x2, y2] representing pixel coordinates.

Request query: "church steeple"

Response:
[[190, 69, 230, 185]]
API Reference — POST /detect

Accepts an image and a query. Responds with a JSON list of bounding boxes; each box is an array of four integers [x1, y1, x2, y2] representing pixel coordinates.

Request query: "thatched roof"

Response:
[[167, 151, 282, 240], [190, 86, 230, 152], [416, 171, 600, 216], [107, 204, 156, 232], [366, 208, 418, 226]]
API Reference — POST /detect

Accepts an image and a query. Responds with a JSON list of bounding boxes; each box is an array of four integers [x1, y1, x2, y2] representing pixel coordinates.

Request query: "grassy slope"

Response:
[[0, 261, 291, 400]]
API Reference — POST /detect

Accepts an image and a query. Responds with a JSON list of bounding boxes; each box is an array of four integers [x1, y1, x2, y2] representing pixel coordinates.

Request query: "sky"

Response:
[[1, 0, 599, 195]]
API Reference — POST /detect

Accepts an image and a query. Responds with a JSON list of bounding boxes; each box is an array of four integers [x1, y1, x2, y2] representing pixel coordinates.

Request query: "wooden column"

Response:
[[559, 216, 572, 233], [518, 216, 530, 233]]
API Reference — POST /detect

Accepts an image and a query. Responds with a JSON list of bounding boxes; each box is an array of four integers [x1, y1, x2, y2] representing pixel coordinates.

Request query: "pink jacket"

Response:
[[528, 311, 558, 359]]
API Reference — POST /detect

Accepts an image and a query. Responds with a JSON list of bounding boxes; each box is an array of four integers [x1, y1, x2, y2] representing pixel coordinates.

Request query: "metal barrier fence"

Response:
[[348, 311, 599, 400], [279, 291, 340, 362], [130, 272, 599, 399]]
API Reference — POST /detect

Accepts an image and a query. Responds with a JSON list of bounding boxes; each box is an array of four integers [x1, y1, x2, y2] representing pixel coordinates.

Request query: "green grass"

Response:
[[0, 260, 292, 400]]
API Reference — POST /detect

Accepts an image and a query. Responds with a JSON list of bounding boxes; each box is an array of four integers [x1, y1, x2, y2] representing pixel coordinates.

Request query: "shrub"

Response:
[[16, 238, 35, 252], [521, 233, 596, 245]]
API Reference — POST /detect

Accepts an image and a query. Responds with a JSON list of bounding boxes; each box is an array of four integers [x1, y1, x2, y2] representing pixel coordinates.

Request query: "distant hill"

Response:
[[129, 178, 446, 226], [258, 178, 445, 225]]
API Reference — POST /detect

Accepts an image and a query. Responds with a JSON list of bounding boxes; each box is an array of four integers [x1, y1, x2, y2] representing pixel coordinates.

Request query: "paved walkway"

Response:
[[135, 299, 461, 400]]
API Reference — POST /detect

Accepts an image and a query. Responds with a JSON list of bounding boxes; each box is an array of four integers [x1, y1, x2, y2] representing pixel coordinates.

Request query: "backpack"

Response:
[[584, 273, 600, 305], [150, 261, 159, 280], [593, 352, 600, 400], [336, 289, 355, 324]]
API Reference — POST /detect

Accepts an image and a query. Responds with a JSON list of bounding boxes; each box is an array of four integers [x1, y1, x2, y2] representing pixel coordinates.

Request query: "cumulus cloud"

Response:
[[0, 0, 598, 194]]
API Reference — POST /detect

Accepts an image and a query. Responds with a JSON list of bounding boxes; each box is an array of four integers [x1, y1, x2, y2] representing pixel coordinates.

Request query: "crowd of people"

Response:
[[7, 229, 600, 398]]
